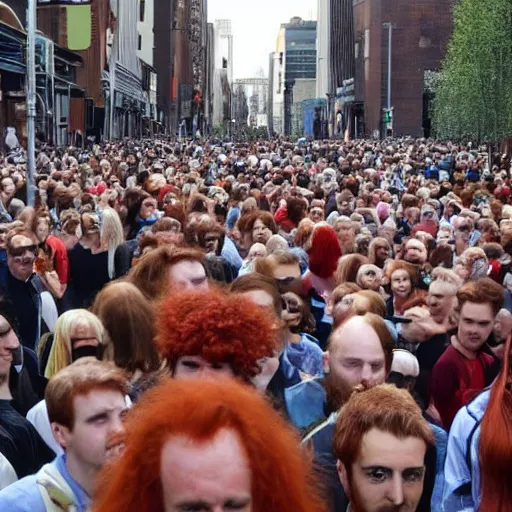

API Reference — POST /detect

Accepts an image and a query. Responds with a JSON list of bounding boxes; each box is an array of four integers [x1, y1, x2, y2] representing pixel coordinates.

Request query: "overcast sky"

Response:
[[208, 0, 317, 79]]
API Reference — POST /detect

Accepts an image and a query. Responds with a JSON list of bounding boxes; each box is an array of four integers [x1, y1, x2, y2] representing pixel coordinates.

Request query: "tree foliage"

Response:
[[433, 0, 512, 142]]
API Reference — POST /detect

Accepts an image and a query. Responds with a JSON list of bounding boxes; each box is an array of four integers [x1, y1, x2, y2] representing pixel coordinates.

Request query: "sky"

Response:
[[208, 0, 317, 79]]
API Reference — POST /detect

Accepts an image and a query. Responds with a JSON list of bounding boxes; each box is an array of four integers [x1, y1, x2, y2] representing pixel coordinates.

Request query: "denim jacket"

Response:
[[442, 389, 489, 511]]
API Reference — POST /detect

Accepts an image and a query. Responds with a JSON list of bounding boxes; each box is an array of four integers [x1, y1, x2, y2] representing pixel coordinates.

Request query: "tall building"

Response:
[[317, 0, 355, 137], [281, 18, 317, 136], [212, 19, 233, 133], [269, 27, 286, 135], [353, 0, 453, 137]]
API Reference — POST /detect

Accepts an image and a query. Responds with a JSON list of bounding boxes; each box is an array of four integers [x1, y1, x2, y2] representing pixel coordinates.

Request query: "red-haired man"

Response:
[[334, 384, 435, 512], [94, 379, 325, 512], [0, 359, 129, 511]]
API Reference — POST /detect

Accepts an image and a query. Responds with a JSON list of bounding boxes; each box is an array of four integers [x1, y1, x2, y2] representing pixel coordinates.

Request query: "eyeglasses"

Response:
[[8, 244, 38, 258]]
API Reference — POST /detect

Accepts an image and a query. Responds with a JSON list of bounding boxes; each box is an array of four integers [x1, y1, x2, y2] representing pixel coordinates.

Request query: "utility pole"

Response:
[[26, 0, 37, 207]]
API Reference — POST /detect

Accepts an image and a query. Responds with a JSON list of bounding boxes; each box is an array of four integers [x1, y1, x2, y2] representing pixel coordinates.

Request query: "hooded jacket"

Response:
[[442, 389, 489, 511]]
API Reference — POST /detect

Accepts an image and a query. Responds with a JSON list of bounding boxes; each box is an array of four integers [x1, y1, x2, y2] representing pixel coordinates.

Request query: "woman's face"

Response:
[[252, 219, 271, 244], [375, 245, 390, 262], [36, 218, 50, 243], [391, 269, 412, 299]]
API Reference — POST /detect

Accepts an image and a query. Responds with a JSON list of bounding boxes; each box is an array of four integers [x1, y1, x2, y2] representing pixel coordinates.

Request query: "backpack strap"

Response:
[[456, 405, 481, 497]]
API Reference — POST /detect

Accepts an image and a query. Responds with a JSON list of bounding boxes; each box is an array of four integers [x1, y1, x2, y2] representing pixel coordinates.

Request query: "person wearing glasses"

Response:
[[0, 228, 57, 351]]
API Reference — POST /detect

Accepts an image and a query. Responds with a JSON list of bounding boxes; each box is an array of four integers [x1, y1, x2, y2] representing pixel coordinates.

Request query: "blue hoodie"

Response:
[[443, 389, 490, 511]]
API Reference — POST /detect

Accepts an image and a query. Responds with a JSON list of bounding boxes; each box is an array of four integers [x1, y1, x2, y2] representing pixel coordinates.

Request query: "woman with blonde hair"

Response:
[[67, 208, 126, 308], [42, 309, 105, 378]]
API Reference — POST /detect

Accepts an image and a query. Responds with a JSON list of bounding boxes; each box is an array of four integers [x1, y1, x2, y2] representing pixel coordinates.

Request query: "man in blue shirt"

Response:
[[0, 359, 129, 511]]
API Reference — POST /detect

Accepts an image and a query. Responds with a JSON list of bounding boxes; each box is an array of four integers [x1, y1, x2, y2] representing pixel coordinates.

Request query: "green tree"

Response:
[[433, 0, 512, 142]]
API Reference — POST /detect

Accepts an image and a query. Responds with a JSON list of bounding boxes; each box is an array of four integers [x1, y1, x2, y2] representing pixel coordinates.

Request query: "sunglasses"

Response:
[[8, 244, 38, 258]]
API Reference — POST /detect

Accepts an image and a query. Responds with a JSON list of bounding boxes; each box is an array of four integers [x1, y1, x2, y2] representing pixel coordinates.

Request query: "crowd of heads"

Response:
[[0, 136, 511, 511]]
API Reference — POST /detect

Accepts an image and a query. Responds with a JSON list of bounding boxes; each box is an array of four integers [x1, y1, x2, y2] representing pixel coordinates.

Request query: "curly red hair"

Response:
[[93, 379, 325, 512], [156, 289, 278, 380]]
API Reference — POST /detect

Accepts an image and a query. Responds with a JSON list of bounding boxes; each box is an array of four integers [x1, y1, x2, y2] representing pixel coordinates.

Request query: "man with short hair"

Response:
[[431, 278, 503, 429], [285, 314, 394, 511], [334, 384, 435, 512], [0, 359, 129, 511], [0, 229, 57, 350]]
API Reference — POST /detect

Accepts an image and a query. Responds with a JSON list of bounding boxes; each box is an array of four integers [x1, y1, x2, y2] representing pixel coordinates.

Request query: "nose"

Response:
[[387, 474, 405, 505], [111, 414, 125, 436], [361, 364, 373, 382], [3, 333, 19, 351]]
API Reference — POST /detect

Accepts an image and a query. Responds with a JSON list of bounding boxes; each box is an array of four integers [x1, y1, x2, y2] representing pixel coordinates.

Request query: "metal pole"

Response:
[[26, 0, 37, 207], [387, 22, 392, 110]]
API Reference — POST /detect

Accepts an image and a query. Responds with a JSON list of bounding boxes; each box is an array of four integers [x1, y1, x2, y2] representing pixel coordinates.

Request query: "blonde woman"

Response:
[[41, 309, 105, 379], [67, 208, 126, 308]]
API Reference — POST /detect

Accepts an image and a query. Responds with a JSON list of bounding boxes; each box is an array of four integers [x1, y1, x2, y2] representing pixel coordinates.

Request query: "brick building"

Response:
[[353, 0, 454, 137]]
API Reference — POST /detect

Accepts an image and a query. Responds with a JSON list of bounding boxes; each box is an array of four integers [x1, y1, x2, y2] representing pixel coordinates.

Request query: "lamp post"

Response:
[[26, 0, 37, 207]]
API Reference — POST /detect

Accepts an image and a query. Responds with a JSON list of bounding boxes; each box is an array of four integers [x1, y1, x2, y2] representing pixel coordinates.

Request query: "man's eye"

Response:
[[404, 469, 424, 482], [368, 469, 388, 482], [182, 361, 200, 370]]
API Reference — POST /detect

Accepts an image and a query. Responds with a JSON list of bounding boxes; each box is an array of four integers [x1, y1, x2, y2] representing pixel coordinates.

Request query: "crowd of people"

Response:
[[0, 136, 510, 511]]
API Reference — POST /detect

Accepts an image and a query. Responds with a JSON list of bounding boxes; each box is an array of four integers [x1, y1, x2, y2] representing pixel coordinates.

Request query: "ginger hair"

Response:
[[155, 289, 278, 380], [333, 384, 435, 473], [479, 335, 512, 511], [93, 379, 326, 512]]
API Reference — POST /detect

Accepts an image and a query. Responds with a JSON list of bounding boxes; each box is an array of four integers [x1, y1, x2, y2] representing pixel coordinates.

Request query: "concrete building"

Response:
[[269, 27, 285, 135], [153, 0, 175, 131], [212, 19, 233, 134], [282, 18, 317, 136], [353, 0, 453, 137]]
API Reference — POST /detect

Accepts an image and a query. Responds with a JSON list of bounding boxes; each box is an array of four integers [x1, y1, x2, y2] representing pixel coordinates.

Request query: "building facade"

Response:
[[282, 18, 317, 136], [353, 0, 453, 137]]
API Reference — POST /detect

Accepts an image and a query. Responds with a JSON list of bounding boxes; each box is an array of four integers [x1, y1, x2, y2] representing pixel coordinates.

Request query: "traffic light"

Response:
[[383, 107, 394, 137], [383, 108, 393, 123]]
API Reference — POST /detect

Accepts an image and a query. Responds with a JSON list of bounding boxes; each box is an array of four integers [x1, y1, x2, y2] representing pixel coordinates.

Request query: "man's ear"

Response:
[[337, 460, 350, 499], [51, 423, 70, 450]]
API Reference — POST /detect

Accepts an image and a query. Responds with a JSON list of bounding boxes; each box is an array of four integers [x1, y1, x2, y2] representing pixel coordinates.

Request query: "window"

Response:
[[140, 0, 145, 22], [138, 34, 142, 51]]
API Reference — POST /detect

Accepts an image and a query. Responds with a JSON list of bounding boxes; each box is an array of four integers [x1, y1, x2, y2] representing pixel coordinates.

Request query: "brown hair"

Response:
[[385, 259, 418, 284], [230, 273, 283, 318], [368, 237, 390, 266], [456, 278, 504, 316], [127, 246, 206, 300], [353, 290, 386, 317], [335, 254, 369, 285], [333, 384, 435, 472], [92, 281, 161, 375], [330, 283, 362, 306], [46, 358, 128, 429]]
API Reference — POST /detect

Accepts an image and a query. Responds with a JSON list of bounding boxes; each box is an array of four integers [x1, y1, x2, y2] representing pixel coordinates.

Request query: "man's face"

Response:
[[161, 429, 252, 512], [140, 198, 158, 220], [375, 245, 390, 263], [273, 263, 301, 293], [404, 242, 427, 265], [335, 221, 355, 245], [7, 235, 37, 281], [359, 268, 381, 292], [174, 355, 235, 380], [0, 315, 19, 380], [169, 260, 208, 291], [1, 178, 15, 197], [457, 301, 495, 353], [427, 282, 455, 324], [328, 319, 387, 391], [54, 390, 127, 470], [339, 428, 427, 512]]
